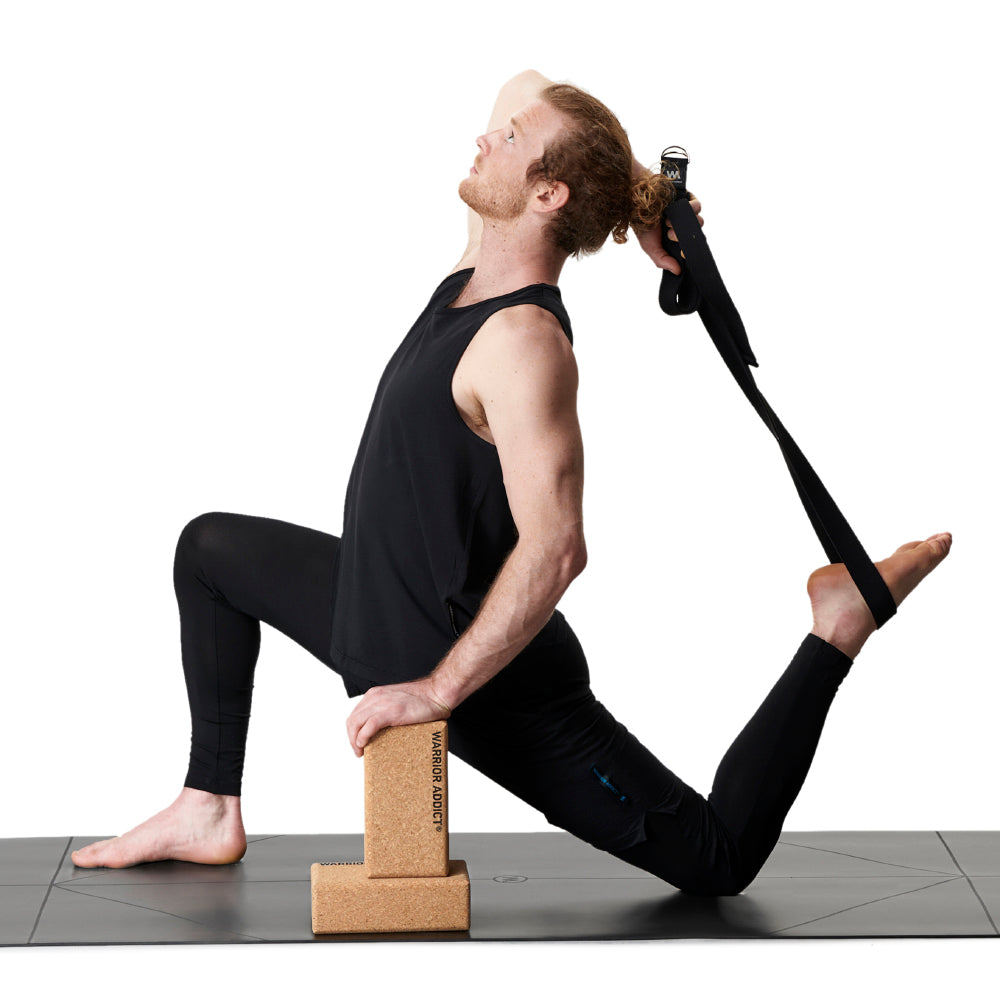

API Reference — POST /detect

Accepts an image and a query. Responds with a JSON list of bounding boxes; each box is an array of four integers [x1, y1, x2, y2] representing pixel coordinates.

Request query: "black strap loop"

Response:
[[656, 148, 897, 629]]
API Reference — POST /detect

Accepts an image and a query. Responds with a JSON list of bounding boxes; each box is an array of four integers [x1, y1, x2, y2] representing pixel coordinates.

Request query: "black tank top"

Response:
[[328, 268, 574, 687]]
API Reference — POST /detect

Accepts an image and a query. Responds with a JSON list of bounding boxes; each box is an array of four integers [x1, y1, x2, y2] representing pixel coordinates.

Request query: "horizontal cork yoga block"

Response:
[[310, 859, 470, 934], [364, 721, 449, 878]]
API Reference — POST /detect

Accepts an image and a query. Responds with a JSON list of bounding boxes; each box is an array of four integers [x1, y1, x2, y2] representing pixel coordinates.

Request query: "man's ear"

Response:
[[532, 179, 569, 215]]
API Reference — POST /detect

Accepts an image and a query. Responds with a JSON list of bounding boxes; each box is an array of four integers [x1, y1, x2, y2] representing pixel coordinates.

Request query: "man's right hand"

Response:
[[635, 193, 703, 273], [345, 678, 453, 758]]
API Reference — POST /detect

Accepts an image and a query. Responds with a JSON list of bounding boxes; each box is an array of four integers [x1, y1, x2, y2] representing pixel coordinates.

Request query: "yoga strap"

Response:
[[656, 147, 897, 629]]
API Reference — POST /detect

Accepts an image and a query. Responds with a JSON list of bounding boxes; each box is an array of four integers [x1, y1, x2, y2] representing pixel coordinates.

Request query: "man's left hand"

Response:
[[636, 193, 703, 273], [345, 678, 453, 757]]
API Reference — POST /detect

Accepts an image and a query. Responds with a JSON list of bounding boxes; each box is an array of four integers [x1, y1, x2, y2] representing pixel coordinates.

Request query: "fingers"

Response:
[[345, 707, 364, 757], [344, 680, 453, 757], [664, 194, 704, 243], [667, 190, 703, 232], [355, 716, 383, 757], [346, 711, 380, 757], [648, 241, 682, 273], [345, 694, 382, 756], [647, 243, 684, 272]]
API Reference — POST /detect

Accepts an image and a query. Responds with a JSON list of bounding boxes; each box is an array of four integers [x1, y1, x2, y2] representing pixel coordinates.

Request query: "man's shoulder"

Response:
[[467, 306, 577, 410], [478, 302, 571, 354]]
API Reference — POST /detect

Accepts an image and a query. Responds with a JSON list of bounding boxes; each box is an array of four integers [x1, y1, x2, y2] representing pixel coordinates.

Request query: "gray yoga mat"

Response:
[[3, 830, 998, 945]]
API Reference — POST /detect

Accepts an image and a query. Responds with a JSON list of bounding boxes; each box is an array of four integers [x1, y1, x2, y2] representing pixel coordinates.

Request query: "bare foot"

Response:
[[808, 532, 953, 660], [71, 787, 247, 868]]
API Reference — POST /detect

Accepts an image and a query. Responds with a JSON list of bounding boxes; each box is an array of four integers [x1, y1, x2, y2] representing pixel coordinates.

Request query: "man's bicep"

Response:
[[478, 312, 584, 551]]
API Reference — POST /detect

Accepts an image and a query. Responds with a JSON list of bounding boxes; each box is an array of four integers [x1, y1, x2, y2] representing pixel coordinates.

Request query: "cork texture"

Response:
[[310, 859, 470, 934], [364, 721, 449, 878]]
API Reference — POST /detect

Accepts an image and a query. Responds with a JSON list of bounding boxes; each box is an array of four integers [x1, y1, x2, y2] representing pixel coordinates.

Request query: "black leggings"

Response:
[[174, 511, 854, 896]]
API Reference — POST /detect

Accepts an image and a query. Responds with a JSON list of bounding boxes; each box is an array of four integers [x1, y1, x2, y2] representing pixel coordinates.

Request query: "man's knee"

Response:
[[673, 855, 759, 896], [678, 871, 754, 897], [175, 511, 235, 567]]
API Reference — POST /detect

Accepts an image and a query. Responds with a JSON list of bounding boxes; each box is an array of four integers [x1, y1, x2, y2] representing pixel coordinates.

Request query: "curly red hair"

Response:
[[529, 83, 676, 258]]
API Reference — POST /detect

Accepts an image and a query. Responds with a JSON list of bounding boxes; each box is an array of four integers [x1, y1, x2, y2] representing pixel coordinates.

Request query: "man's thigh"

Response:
[[177, 511, 340, 666], [446, 616, 689, 854]]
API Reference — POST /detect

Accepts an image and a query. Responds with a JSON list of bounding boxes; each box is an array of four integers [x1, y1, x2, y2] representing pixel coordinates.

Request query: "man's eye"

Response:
[[505, 133, 515, 144]]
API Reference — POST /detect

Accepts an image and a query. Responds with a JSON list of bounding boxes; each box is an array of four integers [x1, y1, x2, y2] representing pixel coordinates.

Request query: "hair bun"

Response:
[[621, 171, 676, 242]]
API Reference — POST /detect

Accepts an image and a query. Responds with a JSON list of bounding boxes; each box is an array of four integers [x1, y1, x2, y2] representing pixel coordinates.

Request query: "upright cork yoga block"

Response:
[[365, 721, 449, 877]]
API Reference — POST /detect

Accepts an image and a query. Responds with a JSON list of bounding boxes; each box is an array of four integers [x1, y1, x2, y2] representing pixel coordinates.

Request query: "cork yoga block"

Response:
[[364, 721, 449, 878], [311, 859, 470, 934]]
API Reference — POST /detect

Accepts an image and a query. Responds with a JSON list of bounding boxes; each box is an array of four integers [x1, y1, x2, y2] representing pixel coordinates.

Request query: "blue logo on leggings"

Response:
[[591, 766, 628, 804]]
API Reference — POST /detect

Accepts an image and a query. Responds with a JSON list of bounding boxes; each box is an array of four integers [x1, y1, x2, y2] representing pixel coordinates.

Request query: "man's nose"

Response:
[[475, 134, 488, 155]]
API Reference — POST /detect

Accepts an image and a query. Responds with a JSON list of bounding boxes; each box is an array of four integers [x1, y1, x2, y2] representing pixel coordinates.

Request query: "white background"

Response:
[[1, 0, 995, 991]]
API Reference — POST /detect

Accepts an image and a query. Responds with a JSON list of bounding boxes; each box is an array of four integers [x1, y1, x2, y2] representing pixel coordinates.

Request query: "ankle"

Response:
[[178, 786, 243, 819], [810, 618, 870, 661]]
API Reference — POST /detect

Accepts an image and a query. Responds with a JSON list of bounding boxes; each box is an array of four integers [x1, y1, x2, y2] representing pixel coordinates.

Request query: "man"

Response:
[[72, 71, 950, 894]]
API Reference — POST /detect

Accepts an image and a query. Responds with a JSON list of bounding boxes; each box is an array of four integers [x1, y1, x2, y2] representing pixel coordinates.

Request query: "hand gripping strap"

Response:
[[656, 150, 897, 629]]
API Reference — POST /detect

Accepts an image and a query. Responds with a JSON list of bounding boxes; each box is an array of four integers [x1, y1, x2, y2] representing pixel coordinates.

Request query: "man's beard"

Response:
[[458, 173, 529, 223]]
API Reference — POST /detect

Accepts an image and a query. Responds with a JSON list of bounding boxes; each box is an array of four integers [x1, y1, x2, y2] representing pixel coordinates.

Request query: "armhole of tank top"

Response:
[[553, 309, 573, 346], [436, 268, 474, 308], [443, 292, 572, 453], [523, 289, 573, 346], [444, 344, 499, 453]]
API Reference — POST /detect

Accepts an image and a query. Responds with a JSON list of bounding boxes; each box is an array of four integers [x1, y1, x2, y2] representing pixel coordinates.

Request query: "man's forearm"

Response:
[[428, 537, 585, 710]]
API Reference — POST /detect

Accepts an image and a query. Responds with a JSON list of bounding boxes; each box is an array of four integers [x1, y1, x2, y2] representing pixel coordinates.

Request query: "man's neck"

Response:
[[454, 221, 567, 307]]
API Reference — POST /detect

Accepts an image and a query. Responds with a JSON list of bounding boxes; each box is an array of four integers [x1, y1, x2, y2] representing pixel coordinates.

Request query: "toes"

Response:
[[925, 532, 953, 560], [892, 533, 952, 560], [72, 838, 116, 867]]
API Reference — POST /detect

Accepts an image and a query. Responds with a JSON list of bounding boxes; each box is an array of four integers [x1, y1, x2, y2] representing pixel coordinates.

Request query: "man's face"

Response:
[[458, 99, 567, 223]]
